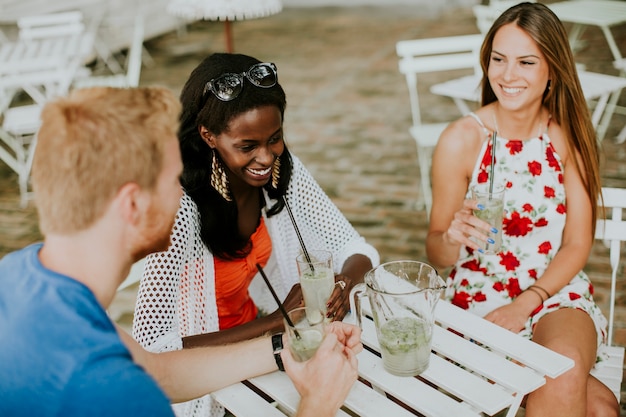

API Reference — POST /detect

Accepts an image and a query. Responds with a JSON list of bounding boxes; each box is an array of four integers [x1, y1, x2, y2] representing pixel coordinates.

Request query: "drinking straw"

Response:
[[282, 196, 314, 272], [256, 263, 300, 339], [489, 130, 497, 198]]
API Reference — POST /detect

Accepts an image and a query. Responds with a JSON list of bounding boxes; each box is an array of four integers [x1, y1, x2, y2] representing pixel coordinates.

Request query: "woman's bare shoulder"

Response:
[[437, 114, 486, 154]]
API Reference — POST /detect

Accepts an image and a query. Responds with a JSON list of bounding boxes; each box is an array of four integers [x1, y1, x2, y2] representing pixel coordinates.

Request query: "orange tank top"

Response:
[[214, 217, 272, 330]]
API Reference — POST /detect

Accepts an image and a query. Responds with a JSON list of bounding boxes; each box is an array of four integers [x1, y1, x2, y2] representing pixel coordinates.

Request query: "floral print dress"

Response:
[[445, 113, 608, 357]]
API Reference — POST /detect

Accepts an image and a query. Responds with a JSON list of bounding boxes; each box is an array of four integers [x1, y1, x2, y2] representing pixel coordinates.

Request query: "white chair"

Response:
[[73, 15, 145, 89], [590, 186, 626, 401], [17, 11, 85, 40], [473, 1, 537, 35], [395, 34, 483, 215], [0, 104, 41, 207]]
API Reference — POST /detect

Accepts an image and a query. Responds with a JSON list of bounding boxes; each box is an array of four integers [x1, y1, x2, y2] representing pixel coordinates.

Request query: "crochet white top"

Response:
[[132, 155, 380, 417]]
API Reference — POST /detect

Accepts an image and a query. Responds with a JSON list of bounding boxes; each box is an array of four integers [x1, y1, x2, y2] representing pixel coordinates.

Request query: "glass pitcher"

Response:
[[350, 260, 445, 376]]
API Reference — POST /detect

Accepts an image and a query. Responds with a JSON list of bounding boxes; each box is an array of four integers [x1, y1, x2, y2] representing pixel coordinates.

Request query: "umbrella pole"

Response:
[[224, 19, 233, 53]]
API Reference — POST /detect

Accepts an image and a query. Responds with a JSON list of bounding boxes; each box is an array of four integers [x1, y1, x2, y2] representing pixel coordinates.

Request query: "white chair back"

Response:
[[17, 11, 85, 40], [590, 186, 626, 401], [473, 1, 537, 34], [396, 34, 483, 127], [395, 34, 483, 214], [72, 14, 145, 89], [595, 187, 626, 345]]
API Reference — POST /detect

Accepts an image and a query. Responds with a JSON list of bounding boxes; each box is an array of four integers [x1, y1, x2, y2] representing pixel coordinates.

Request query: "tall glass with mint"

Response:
[[297, 250, 334, 323], [471, 183, 505, 254]]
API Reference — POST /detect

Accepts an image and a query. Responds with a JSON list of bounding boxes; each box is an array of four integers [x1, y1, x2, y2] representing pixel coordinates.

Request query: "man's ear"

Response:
[[115, 182, 146, 225], [199, 125, 216, 148]]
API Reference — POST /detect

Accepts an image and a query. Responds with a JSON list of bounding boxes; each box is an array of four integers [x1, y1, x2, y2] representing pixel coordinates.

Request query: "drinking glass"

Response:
[[471, 183, 505, 254], [296, 250, 334, 322], [283, 306, 326, 362]]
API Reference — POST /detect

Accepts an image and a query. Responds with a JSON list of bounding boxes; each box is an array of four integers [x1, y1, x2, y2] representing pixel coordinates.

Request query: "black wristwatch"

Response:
[[271, 333, 285, 372]]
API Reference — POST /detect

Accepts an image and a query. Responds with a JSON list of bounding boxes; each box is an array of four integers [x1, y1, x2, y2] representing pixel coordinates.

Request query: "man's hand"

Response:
[[282, 332, 359, 417]]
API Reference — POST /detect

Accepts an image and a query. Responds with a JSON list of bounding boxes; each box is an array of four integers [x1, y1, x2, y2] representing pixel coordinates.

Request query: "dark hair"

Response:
[[479, 2, 600, 235], [178, 53, 292, 259]]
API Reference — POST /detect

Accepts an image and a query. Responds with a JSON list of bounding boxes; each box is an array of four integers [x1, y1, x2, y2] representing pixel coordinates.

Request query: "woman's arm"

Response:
[[183, 283, 303, 348], [326, 253, 373, 320], [288, 156, 379, 320], [426, 118, 485, 269]]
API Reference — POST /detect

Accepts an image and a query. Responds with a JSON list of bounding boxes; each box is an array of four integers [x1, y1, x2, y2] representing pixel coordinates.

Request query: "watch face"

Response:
[[272, 333, 284, 352]]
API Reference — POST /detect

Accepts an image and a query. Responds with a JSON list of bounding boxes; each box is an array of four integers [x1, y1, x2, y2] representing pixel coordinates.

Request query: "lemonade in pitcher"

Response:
[[378, 317, 432, 376]]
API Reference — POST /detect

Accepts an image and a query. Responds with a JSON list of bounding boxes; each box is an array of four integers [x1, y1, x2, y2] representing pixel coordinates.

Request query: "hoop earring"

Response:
[[211, 152, 232, 202], [271, 157, 281, 189]]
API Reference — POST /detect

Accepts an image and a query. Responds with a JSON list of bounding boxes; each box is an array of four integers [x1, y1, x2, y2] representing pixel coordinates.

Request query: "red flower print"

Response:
[[506, 181, 513, 188], [504, 212, 533, 237], [507, 278, 522, 298], [473, 292, 487, 302], [528, 161, 542, 176], [460, 259, 488, 274], [480, 145, 493, 169], [535, 218, 548, 227], [569, 292, 582, 301], [538, 241, 552, 254], [547, 303, 560, 309], [522, 203, 534, 213], [556, 203, 566, 214], [589, 283, 594, 295], [530, 304, 543, 316], [499, 251, 520, 271], [452, 291, 472, 310], [459, 278, 470, 287], [506, 140, 523, 155], [478, 170, 489, 183], [546, 145, 561, 171], [493, 282, 505, 292], [558, 173, 564, 184], [544, 187, 555, 198], [529, 269, 537, 279]]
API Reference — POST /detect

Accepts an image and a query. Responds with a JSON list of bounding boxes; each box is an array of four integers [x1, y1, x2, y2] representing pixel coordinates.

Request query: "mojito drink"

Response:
[[289, 328, 324, 361], [378, 317, 432, 376], [472, 198, 504, 253], [300, 266, 334, 322]]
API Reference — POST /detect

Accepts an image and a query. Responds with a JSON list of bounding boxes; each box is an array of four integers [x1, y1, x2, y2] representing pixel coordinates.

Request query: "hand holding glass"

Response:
[[471, 183, 505, 254], [284, 306, 326, 362]]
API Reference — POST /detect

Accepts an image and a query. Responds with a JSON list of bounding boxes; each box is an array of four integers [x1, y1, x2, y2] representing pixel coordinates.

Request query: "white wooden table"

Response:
[[211, 300, 574, 417], [429, 70, 626, 142], [548, 0, 626, 64]]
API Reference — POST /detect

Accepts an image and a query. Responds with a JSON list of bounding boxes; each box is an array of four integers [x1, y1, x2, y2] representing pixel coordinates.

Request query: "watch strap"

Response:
[[271, 333, 285, 371]]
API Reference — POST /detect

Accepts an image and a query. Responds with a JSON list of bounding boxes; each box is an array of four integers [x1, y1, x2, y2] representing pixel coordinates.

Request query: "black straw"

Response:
[[282, 196, 314, 272], [256, 263, 300, 339]]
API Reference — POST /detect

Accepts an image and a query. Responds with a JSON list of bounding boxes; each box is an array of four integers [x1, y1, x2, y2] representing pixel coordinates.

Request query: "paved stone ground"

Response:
[[2, 3, 626, 411]]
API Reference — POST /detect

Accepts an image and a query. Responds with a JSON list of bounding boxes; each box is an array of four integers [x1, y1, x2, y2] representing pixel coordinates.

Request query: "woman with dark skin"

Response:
[[133, 53, 379, 417]]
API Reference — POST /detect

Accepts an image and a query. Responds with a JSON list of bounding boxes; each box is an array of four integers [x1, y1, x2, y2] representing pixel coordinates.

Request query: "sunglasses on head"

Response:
[[203, 62, 278, 102]]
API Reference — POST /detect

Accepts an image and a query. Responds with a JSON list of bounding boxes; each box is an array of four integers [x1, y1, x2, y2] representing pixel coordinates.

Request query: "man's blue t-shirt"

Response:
[[0, 243, 175, 416]]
